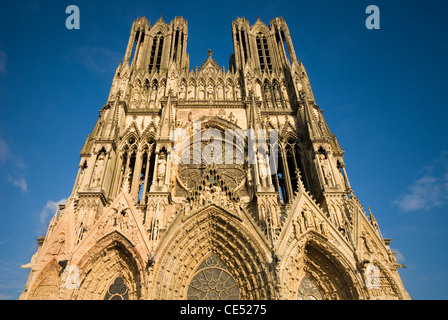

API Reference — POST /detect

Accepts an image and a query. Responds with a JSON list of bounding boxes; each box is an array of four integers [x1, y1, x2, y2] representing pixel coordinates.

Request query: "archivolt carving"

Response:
[[151, 206, 274, 300], [280, 234, 365, 300], [70, 232, 146, 300]]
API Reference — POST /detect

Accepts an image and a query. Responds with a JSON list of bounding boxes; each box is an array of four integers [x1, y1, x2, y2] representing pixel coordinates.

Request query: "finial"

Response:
[[208, 49, 213, 58]]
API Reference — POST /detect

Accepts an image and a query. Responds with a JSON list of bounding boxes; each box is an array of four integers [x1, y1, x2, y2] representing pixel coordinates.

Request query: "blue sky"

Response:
[[0, 0, 447, 299]]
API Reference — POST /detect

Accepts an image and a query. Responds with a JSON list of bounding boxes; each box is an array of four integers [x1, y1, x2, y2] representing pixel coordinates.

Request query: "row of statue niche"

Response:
[[129, 79, 245, 107], [128, 81, 165, 109], [178, 81, 241, 101], [262, 81, 289, 109]]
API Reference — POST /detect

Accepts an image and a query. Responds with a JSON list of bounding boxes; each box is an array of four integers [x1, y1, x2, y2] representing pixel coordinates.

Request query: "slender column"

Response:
[[141, 151, 151, 204], [266, 150, 274, 186], [111, 153, 124, 198], [131, 150, 143, 199], [253, 148, 261, 188], [98, 151, 111, 190], [280, 147, 293, 201], [238, 29, 245, 65], [150, 152, 160, 191], [244, 29, 251, 60], [122, 153, 131, 192], [284, 30, 298, 64], [314, 152, 326, 187], [164, 152, 171, 186], [124, 27, 136, 64], [231, 25, 240, 69], [131, 29, 143, 68], [169, 29, 176, 62]]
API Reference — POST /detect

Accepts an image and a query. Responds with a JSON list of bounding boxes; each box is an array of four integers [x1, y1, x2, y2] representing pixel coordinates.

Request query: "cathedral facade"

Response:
[[20, 16, 410, 300]]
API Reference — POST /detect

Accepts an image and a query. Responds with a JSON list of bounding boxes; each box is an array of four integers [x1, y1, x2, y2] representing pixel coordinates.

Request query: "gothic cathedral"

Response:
[[20, 16, 410, 300]]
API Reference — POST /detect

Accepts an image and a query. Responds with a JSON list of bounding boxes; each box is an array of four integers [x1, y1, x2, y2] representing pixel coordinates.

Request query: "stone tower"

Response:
[[20, 16, 410, 300]]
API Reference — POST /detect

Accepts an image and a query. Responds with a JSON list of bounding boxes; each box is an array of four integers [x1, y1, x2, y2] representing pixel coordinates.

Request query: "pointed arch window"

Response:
[[118, 136, 138, 194], [276, 29, 291, 66], [285, 143, 298, 195], [172, 29, 180, 62], [149, 32, 164, 73], [104, 276, 129, 300], [128, 30, 140, 66], [269, 144, 289, 204], [138, 140, 156, 205], [236, 28, 249, 64], [256, 33, 272, 73]]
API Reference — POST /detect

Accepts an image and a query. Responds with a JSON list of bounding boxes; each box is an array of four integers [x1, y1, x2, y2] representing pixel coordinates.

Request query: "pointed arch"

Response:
[[72, 231, 146, 300], [280, 232, 366, 300], [152, 206, 274, 299], [250, 20, 270, 36]]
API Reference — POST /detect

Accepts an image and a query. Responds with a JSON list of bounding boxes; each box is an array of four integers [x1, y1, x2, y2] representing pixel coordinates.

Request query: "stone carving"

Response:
[[302, 204, 314, 229], [264, 84, 272, 108], [257, 150, 270, 187], [92, 153, 106, 187], [226, 83, 233, 100], [156, 152, 167, 187], [273, 82, 282, 108], [179, 82, 186, 100], [319, 154, 333, 186]]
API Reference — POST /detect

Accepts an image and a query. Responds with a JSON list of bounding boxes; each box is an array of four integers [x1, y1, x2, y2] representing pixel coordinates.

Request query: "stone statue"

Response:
[[235, 83, 241, 100], [302, 205, 314, 229], [150, 85, 157, 101], [157, 152, 167, 186], [217, 85, 224, 100], [207, 85, 214, 100], [198, 85, 205, 100], [319, 154, 333, 186], [92, 153, 106, 187], [179, 83, 186, 100], [257, 150, 270, 186], [226, 84, 233, 100], [293, 217, 302, 239], [281, 81, 289, 102]]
